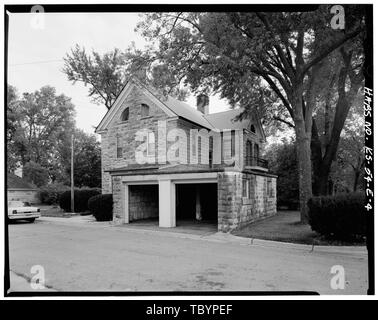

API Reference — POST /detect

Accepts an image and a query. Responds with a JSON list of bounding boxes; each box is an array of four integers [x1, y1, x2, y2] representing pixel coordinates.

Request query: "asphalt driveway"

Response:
[[7, 217, 369, 294]]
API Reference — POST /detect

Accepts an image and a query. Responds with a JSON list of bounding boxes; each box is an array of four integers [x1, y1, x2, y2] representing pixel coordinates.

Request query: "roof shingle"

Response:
[[7, 173, 37, 190]]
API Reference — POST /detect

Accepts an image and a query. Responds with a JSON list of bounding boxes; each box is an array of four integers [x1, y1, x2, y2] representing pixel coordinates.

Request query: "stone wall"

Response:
[[129, 185, 159, 221], [8, 190, 40, 204], [217, 171, 277, 232], [217, 172, 243, 232], [111, 176, 123, 224]]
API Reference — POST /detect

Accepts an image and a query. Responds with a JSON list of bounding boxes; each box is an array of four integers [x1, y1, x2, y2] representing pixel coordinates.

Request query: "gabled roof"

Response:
[[95, 76, 265, 139], [204, 109, 250, 130], [95, 78, 176, 133], [163, 96, 214, 129], [7, 173, 37, 190]]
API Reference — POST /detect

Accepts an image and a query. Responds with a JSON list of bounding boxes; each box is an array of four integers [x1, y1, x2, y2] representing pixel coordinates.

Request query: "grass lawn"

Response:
[[232, 210, 366, 246]]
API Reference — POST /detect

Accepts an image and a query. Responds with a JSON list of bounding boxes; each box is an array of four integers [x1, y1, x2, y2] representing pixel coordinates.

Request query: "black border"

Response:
[[3, 3, 373, 298]]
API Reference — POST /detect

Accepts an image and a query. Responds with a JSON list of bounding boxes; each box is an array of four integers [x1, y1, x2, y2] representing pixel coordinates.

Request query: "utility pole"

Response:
[[71, 133, 75, 213]]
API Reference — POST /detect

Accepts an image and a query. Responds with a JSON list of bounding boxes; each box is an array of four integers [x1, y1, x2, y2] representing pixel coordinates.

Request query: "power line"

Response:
[[9, 59, 63, 67]]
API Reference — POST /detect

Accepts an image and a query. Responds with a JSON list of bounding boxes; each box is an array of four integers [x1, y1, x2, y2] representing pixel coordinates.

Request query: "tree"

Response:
[[62, 44, 189, 110], [7, 85, 21, 172], [68, 129, 102, 188], [8, 86, 76, 181], [334, 101, 365, 193], [134, 6, 365, 222], [23, 161, 49, 187], [63, 45, 128, 109], [310, 46, 364, 195], [267, 48, 364, 196]]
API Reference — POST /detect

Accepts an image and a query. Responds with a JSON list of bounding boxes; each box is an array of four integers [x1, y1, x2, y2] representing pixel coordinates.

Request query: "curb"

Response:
[[251, 238, 313, 251], [203, 233, 367, 255], [249, 238, 367, 255]]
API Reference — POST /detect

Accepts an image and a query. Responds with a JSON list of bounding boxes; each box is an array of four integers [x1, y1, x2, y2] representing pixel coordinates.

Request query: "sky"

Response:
[[8, 12, 231, 135]]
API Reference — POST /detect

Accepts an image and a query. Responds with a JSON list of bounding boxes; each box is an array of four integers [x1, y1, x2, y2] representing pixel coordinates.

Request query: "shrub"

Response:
[[308, 192, 366, 240], [88, 194, 113, 221], [59, 188, 101, 212], [39, 183, 70, 205]]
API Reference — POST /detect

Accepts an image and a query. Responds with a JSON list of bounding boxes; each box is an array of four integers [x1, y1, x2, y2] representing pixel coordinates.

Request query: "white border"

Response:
[[1, 0, 376, 301]]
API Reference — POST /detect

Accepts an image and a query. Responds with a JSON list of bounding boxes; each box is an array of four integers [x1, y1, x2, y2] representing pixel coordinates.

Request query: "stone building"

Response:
[[7, 173, 40, 204], [96, 77, 277, 232]]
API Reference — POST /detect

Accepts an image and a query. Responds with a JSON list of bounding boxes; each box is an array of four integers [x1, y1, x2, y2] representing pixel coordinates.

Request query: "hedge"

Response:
[[39, 183, 70, 205], [59, 188, 101, 212], [88, 194, 113, 221], [307, 192, 366, 240]]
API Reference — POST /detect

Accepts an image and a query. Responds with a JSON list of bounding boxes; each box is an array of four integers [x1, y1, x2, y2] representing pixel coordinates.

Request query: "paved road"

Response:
[[8, 218, 368, 294]]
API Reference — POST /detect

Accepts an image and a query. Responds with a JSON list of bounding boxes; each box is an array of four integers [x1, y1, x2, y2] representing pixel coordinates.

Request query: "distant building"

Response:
[[7, 173, 40, 204]]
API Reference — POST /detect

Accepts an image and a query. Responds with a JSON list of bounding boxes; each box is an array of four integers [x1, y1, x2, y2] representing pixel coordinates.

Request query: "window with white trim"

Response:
[[147, 131, 155, 157], [231, 130, 236, 157], [267, 178, 273, 197], [242, 178, 249, 198]]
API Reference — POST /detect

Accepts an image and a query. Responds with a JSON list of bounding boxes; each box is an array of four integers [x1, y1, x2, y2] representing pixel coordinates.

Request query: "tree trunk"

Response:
[[295, 126, 312, 223], [311, 118, 323, 196], [293, 87, 312, 223]]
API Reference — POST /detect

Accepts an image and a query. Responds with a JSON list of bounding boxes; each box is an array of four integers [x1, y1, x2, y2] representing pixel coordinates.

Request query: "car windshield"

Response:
[[8, 201, 27, 207]]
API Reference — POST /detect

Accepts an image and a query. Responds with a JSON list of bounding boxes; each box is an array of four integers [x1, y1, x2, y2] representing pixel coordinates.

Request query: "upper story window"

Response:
[[198, 136, 202, 163], [116, 135, 122, 158], [231, 131, 236, 157], [147, 131, 155, 157], [250, 124, 256, 133], [246, 140, 253, 166], [121, 108, 129, 122], [209, 136, 213, 167], [141, 103, 150, 118], [254, 143, 260, 159]]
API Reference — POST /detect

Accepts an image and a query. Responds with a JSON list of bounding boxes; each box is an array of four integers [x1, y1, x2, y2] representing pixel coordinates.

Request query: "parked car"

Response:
[[7, 201, 41, 222]]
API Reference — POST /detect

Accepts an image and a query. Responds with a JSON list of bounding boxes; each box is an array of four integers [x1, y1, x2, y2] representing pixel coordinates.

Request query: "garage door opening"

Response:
[[128, 184, 159, 223], [176, 183, 218, 226]]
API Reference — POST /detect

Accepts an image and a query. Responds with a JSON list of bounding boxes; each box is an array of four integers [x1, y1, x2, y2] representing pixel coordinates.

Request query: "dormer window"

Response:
[[121, 108, 129, 122], [250, 124, 256, 133], [141, 103, 150, 117]]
